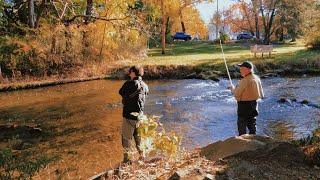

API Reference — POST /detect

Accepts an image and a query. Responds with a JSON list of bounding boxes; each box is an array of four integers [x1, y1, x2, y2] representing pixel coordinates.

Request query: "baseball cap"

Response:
[[237, 61, 253, 69]]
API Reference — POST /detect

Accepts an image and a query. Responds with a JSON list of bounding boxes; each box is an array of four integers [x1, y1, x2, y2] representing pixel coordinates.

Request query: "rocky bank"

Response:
[[91, 135, 320, 180]]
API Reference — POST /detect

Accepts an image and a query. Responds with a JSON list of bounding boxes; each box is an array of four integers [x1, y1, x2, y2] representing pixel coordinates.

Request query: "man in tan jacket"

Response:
[[229, 61, 264, 136]]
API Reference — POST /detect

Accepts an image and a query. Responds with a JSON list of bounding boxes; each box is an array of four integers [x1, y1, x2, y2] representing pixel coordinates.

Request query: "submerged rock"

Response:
[[278, 98, 291, 104], [185, 72, 199, 79], [260, 73, 278, 79], [277, 98, 319, 109], [301, 99, 310, 104]]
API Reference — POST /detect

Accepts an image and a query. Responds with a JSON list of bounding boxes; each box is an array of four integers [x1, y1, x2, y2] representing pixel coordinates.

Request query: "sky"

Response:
[[196, 0, 235, 24]]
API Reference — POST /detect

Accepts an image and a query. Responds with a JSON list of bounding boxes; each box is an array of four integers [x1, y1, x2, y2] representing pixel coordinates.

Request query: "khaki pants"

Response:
[[121, 118, 141, 161]]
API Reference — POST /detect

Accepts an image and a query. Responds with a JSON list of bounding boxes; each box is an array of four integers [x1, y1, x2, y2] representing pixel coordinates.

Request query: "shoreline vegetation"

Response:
[[1, 41, 320, 92], [0, 76, 108, 92]]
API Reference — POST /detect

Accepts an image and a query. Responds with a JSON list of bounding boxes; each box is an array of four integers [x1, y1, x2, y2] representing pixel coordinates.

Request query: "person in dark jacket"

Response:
[[119, 66, 149, 163], [229, 61, 264, 136]]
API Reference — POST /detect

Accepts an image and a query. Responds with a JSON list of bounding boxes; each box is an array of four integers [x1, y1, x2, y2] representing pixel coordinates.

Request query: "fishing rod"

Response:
[[219, 37, 233, 87]]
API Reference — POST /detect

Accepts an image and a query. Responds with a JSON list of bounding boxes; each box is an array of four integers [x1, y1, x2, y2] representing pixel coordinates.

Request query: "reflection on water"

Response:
[[0, 80, 125, 178], [262, 120, 295, 140], [0, 77, 319, 178]]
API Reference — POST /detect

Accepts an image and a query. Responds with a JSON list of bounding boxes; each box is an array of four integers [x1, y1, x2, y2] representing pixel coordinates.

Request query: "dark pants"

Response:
[[237, 117, 256, 136], [237, 101, 258, 136]]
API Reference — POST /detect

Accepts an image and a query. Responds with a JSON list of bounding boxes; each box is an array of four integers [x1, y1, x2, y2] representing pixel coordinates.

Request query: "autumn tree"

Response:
[[142, 0, 180, 54], [0, 0, 152, 78], [224, 1, 256, 35], [172, 6, 208, 39], [178, 0, 214, 32], [303, 0, 320, 49], [258, 0, 282, 44]]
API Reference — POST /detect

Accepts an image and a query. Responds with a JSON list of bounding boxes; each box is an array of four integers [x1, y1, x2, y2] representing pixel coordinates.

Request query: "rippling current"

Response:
[[145, 77, 320, 148]]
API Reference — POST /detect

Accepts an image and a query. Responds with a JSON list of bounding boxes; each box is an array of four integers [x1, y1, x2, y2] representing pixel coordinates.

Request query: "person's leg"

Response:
[[247, 117, 257, 135], [121, 118, 135, 163], [133, 127, 142, 156], [237, 116, 247, 136]]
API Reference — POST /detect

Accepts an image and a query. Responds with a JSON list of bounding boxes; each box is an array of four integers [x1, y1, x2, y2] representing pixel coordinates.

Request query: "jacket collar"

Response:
[[133, 76, 142, 81], [243, 72, 253, 78]]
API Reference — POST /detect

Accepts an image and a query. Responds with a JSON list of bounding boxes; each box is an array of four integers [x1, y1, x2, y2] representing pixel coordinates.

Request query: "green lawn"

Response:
[[134, 41, 319, 71]]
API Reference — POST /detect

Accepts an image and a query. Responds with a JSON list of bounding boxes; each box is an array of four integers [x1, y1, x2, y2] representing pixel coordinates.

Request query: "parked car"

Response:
[[237, 33, 254, 40], [172, 32, 192, 41]]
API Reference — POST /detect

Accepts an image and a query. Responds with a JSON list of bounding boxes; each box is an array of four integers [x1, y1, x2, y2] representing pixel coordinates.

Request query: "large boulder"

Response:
[[200, 135, 274, 161], [201, 135, 320, 179]]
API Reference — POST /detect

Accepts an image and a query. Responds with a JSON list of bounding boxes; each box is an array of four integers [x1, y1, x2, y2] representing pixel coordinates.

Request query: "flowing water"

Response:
[[0, 77, 319, 178], [146, 77, 320, 148]]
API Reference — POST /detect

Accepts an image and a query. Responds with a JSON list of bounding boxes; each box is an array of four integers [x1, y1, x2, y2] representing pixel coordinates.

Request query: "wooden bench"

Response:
[[250, 44, 273, 58]]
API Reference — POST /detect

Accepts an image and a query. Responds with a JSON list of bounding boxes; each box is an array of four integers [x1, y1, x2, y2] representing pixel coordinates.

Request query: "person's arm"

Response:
[[119, 80, 140, 98], [119, 81, 129, 98], [232, 79, 247, 101], [144, 82, 149, 96]]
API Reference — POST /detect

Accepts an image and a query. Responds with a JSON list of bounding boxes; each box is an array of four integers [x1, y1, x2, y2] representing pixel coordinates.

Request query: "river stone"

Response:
[[301, 99, 310, 104], [261, 73, 278, 79], [185, 73, 198, 79], [277, 98, 291, 104], [200, 135, 274, 161], [207, 75, 220, 82]]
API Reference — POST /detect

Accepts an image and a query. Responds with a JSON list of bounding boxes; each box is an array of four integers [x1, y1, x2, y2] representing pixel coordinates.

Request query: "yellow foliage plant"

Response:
[[131, 113, 181, 158]]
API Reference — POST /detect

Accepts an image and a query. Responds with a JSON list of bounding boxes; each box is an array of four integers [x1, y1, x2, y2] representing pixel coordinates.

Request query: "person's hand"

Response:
[[228, 84, 235, 91]]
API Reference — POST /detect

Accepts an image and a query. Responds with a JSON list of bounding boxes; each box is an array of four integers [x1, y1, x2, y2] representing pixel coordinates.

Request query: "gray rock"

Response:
[[185, 73, 198, 79], [261, 73, 278, 79]]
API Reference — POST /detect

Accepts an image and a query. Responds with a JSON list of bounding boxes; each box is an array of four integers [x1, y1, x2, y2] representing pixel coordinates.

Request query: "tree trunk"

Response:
[[181, 21, 186, 33], [99, 22, 107, 59], [252, 0, 260, 39], [35, 0, 47, 28], [82, 0, 94, 56], [254, 13, 260, 39], [179, 9, 186, 32], [166, 16, 172, 43], [161, 0, 166, 55], [51, 36, 56, 53], [28, 0, 36, 28], [85, 0, 93, 24], [260, 0, 279, 44], [65, 28, 72, 52], [279, 27, 284, 41], [0, 66, 3, 81]]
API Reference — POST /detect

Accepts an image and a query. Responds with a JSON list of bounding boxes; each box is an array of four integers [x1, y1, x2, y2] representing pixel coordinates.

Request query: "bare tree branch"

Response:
[[59, 0, 68, 19], [64, 15, 130, 24]]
